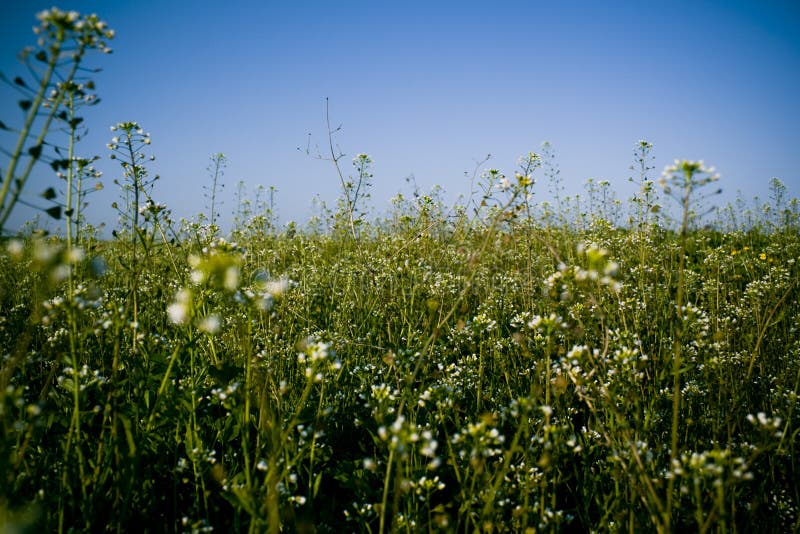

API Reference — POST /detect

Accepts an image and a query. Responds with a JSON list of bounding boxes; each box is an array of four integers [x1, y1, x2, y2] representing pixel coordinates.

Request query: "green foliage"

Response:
[[205, 153, 227, 233], [0, 8, 113, 234], [2, 165, 799, 532], [2, 8, 800, 534]]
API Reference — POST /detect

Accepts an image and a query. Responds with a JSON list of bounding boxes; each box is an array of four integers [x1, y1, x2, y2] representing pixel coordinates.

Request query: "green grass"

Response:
[[1, 177, 799, 533], [3, 9, 799, 532]]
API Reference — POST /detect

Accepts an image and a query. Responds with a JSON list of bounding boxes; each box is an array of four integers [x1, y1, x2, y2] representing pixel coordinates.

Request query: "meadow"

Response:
[[2, 8, 800, 534]]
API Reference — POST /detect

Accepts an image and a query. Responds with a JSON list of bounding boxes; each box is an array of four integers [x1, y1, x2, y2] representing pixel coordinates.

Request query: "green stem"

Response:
[[378, 448, 395, 534], [0, 36, 87, 231], [65, 90, 76, 250], [126, 131, 140, 351], [665, 176, 692, 530], [146, 343, 184, 431], [0, 31, 63, 229]]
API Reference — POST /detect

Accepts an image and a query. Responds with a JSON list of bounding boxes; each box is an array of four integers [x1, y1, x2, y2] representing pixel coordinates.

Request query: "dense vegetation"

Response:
[[2, 8, 799, 534]]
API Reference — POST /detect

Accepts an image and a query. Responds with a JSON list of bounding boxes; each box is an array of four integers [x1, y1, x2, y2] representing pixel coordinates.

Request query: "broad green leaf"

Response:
[[44, 205, 61, 219]]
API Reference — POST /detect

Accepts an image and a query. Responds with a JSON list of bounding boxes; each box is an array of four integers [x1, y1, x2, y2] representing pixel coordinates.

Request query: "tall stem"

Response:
[[65, 90, 77, 250], [665, 173, 692, 529], [0, 28, 64, 231], [325, 98, 357, 240], [128, 134, 140, 351]]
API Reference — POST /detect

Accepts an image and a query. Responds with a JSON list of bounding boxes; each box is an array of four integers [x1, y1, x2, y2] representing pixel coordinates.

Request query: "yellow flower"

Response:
[[759, 253, 767, 260], [516, 172, 533, 187]]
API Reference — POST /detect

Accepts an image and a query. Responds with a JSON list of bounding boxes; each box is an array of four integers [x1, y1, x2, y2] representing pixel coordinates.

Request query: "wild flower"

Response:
[[527, 313, 568, 332], [197, 314, 221, 335], [2, 85, 798, 533], [297, 339, 341, 383], [167, 289, 192, 325], [746, 412, 783, 434], [451, 419, 506, 461], [6, 239, 24, 258]]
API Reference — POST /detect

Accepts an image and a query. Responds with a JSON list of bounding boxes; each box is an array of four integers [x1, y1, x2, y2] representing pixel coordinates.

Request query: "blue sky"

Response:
[[2, 0, 799, 233]]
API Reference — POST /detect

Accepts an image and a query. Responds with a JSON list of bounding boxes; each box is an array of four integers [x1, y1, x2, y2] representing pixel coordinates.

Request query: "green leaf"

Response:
[[45, 206, 61, 220], [59, 378, 75, 391], [28, 144, 42, 159], [41, 187, 57, 200], [118, 414, 137, 456], [19, 100, 32, 111], [50, 158, 70, 172], [13, 76, 27, 88], [0, 120, 8, 130], [35, 50, 47, 62], [313, 472, 323, 498]]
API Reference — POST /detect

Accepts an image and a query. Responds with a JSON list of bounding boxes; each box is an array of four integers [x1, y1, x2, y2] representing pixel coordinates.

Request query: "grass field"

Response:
[[1, 8, 799, 533], [1, 155, 799, 532]]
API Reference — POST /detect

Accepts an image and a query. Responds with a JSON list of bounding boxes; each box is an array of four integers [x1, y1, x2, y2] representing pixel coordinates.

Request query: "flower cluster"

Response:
[[376, 415, 439, 467], [297, 339, 341, 383], [34, 7, 114, 53]]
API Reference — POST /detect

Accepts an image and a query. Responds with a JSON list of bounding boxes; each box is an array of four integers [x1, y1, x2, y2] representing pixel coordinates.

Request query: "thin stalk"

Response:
[[325, 98, 357, 240], [378, 448, 396, 534], [74, 161, 85, 245], [665, 174, 692, 530], [64, 89, 77, 249], [0, 37, 88, 231], [127, 134, 140, 352], [146, 343, 184, 431], [0, 29, 64, 229]]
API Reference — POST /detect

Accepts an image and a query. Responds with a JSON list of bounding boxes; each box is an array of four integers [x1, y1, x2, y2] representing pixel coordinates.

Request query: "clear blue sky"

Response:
[[2, 0, 799, 233]]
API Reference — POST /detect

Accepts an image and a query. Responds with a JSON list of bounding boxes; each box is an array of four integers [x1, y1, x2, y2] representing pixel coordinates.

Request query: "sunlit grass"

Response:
[[1, 166, 799, 532], [2, 9, 799, 533]]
